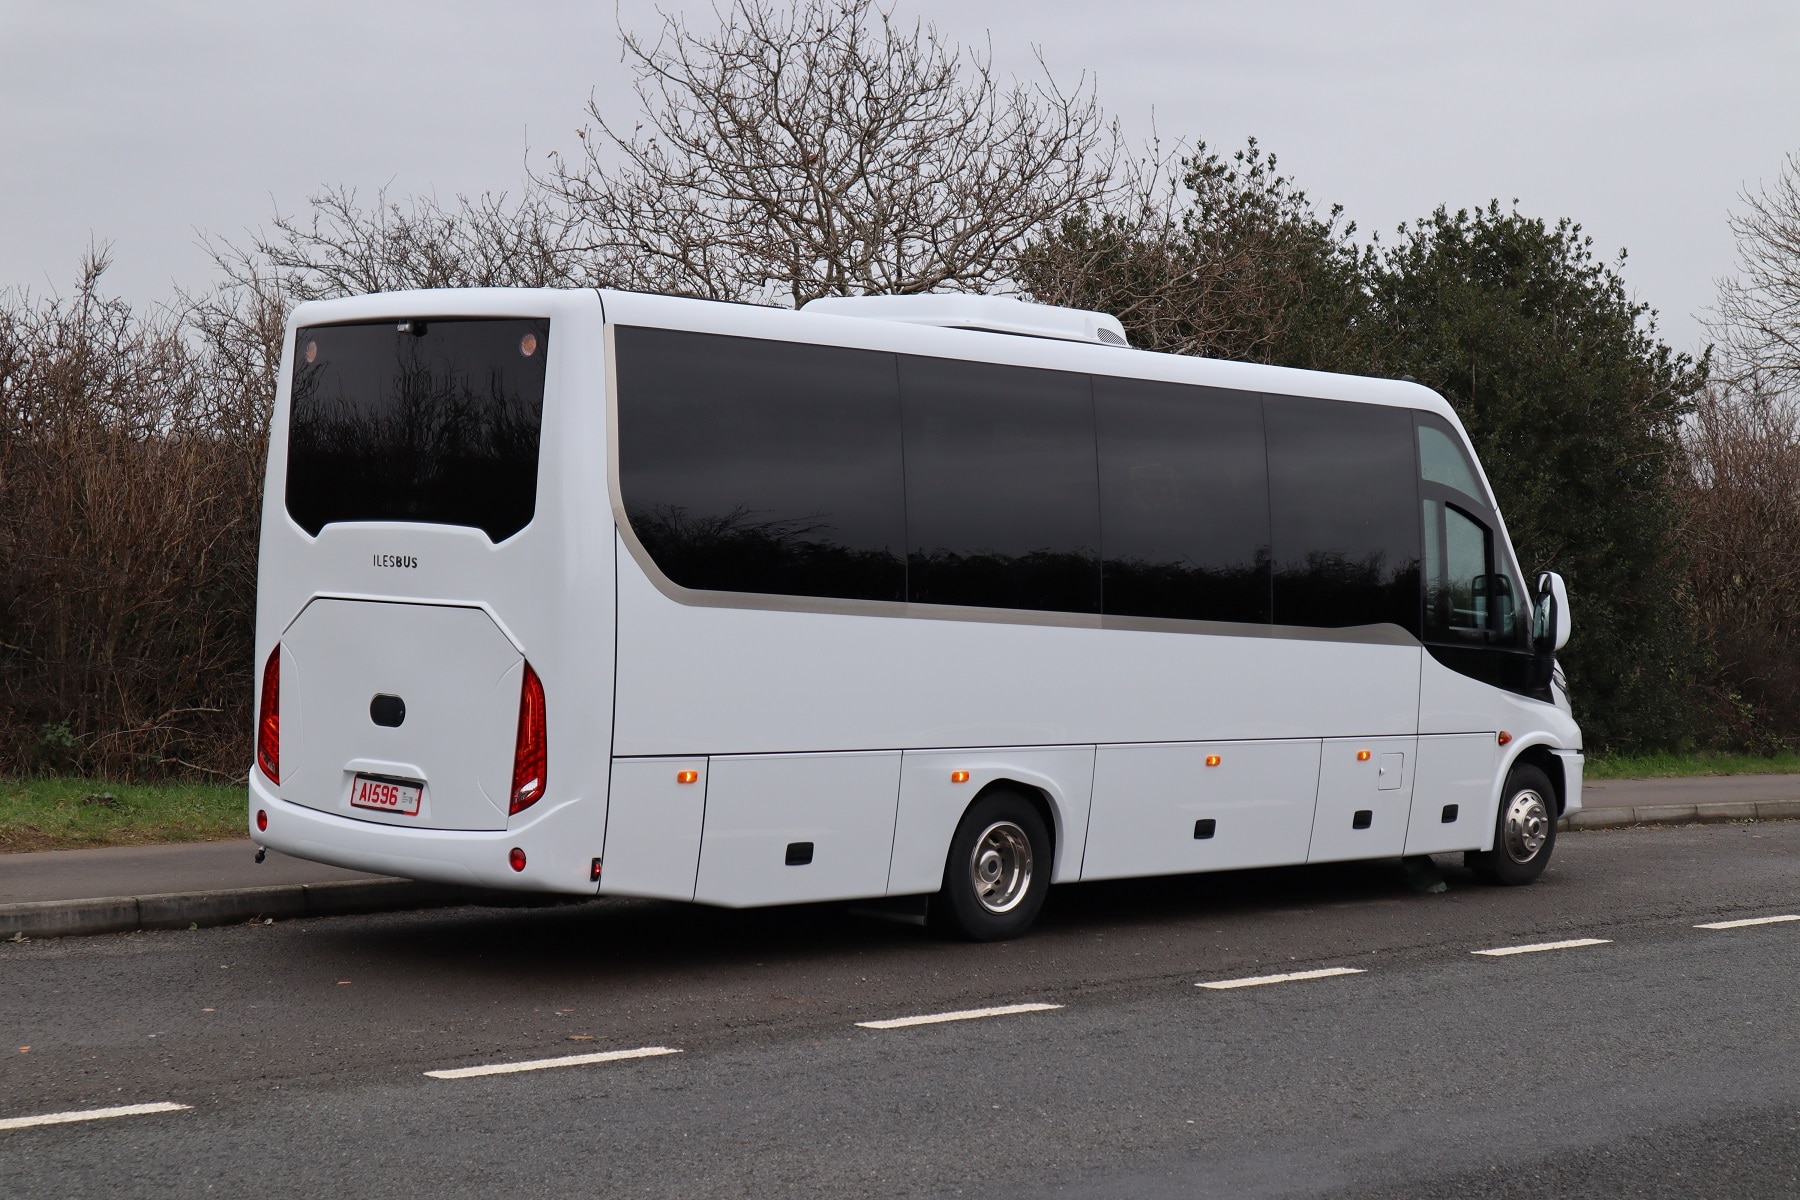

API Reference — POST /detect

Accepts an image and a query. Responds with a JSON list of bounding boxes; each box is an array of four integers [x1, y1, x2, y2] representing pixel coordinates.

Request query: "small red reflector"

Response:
[[509, 847, 526, 872], [950, 770, 970, 784], [1205, 755, 1221, 767], [256, 809, 267, 833], [676, 770, 698, 784], [256, 646, 280, 785], [1497, 730, 1513, 746], [510, 662, 548, 815], [590, 858, 603, 882]]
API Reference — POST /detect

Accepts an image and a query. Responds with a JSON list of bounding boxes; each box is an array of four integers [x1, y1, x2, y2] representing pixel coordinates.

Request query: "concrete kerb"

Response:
[[0, 878, 478, 940], [5, 799, 1797, 940], [1560, 798, 1800, 831]]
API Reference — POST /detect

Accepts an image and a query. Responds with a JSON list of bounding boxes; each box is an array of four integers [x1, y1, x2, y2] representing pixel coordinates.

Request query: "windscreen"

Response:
[[286, 318, 549, 541]]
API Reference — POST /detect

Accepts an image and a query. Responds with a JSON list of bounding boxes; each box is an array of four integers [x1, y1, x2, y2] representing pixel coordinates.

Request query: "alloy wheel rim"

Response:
[[970, 820, 1033, 914], [1502, 789, 1551, 863]]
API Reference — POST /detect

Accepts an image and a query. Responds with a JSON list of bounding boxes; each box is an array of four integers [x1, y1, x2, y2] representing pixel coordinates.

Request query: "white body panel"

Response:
[[695, 752, 902, 907], [280, 599, 520, 831], [600, 758, 708, 901], [1084, 740, 1322, 878], [890, 746, 1096, 892], [1307, 737, 1416, 863], [249, 286, 1584, 908], [612, 533, 1421, 753], [1405, 734, 1498, 856]]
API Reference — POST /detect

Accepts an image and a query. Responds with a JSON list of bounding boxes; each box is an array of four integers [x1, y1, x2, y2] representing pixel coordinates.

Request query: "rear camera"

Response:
[[256, 809, 268, 832], [519, 331, 538, 357], [508, 847, 527, 872]]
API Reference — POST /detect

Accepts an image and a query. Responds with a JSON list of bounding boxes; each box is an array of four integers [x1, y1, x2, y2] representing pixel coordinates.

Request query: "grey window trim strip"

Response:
[[604, 324, 1423, 651]]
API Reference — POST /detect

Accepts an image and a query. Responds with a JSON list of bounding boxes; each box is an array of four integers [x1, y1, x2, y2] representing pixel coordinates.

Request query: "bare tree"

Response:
[[544, 0, 1113, 306], [212, 184, 590, 305], [1712, 150, 1800, 394]]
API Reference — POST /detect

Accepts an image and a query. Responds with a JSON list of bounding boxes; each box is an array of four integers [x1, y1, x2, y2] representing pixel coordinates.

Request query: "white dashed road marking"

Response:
[[1196, 967, 1365, 990], [1695, 914, 1800, 930], [856, 1003, 1062, 1029], [1472, 938, 1611, 957], [0, 1102, 190, 1132], [425, 1046, 681, 1080]]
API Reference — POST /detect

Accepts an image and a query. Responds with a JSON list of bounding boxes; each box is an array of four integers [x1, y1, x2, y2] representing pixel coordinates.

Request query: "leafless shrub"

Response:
[[1679, 380, 1800, 746], [0, 250, 263, 778], [543, 0, 1113, 305]]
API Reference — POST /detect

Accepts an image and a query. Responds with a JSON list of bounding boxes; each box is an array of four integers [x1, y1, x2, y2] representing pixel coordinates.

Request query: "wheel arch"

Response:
[[968, 778, 1059, 863], [1506, 741, 1567, 816]]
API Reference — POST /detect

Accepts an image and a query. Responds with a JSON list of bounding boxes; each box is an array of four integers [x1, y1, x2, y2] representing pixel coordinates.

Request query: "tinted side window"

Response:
[[615, 327, 906, 602], [1265, 396, 1421, 633], [1418, 423, 1485, 501], [1417, 414, 1528, 651], [900, 356, 1101, 613], [1424, 500, 1511, 639], [1095, 376, 1270, 623]]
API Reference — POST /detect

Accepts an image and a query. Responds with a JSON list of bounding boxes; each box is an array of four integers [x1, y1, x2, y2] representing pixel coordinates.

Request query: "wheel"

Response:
[[1466, 763, 1557, 885], [928, 788, 1052, 941]]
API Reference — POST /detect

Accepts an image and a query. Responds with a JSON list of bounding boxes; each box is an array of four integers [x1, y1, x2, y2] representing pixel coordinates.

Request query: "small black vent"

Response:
[[1352, 809, 1373, 830], [370, 694, 406, 727], [1193, 819, 1216, 840], [1441, 804, 1459, 824], [785, 841, 814, 866]]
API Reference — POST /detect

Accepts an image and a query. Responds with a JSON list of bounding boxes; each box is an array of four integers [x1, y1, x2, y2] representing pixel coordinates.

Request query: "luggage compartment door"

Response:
[[1405, 734, 1497, 855], [1082, 740, 1322, 880], [1307, 736, 1416, 863], [694, 752, 901, 907]]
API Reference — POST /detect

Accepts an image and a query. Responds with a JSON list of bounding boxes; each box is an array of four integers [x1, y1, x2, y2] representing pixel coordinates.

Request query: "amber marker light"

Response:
[[1497, 730, 1514, 745], [950, 770, 971, 783], [1356, 750, 1372, 762], [1205, 755, 1222, 767], [676, 770, 699, 784]]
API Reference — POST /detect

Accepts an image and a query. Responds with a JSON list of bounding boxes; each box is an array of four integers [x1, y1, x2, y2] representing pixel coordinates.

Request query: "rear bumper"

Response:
[[249, 774, 601, 895]]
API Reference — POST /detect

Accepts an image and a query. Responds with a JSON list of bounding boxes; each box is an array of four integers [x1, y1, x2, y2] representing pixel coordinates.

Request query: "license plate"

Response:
[[349, 774, 422, 816]]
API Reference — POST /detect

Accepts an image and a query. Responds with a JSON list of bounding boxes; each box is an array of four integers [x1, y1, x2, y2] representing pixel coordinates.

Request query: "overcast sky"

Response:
[[3, 0, 1796, 355]]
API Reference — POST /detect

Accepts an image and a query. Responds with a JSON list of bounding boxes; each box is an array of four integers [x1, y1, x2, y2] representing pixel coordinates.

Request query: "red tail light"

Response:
[[256, 646, 280, 785], [509, 662, 547, 815]]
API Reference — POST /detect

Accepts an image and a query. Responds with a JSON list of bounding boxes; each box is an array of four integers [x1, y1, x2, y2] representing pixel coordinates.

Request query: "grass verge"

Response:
[[1585, 751, 1800, 780], [1, 776, 245, 852], [6, 752, 1796, 852]]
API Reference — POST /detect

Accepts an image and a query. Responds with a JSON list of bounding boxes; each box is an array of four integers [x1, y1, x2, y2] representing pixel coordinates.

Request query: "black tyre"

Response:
[[928, 788, 1052, 941], [1466, 762, 1557, 885]]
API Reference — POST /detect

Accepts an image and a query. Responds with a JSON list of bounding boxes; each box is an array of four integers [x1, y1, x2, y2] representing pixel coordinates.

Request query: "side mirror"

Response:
[[1533, 571, 1571, 652]]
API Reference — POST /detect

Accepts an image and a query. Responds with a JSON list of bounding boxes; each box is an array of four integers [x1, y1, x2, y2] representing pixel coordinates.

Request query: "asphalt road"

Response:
[[3, 822, 1798, 1198]]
